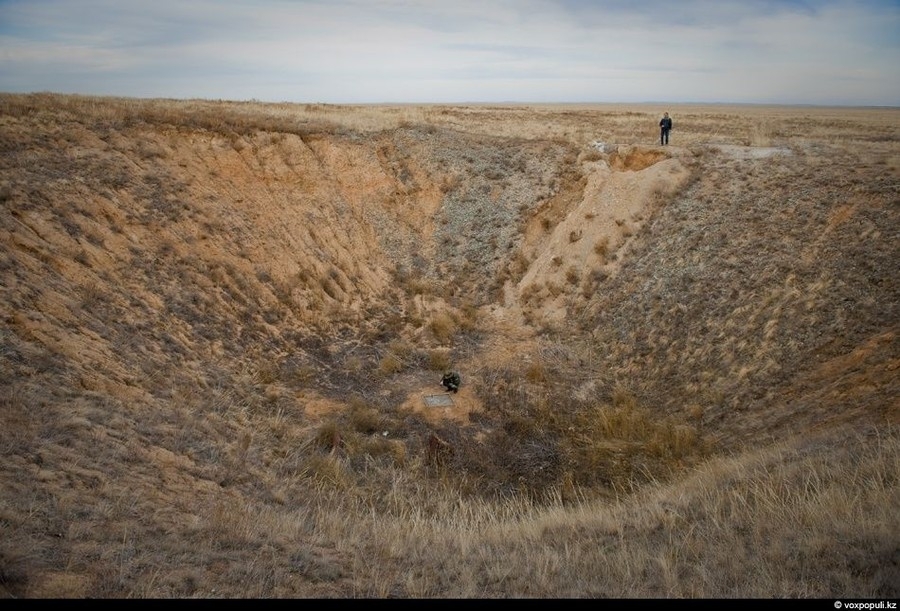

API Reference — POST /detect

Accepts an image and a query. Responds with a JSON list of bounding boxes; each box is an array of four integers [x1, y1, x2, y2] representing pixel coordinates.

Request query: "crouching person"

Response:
[[441, 371, 461, 393]]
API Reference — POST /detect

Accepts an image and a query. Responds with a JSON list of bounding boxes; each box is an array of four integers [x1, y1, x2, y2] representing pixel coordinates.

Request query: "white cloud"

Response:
[[0, 0, 897, 104]]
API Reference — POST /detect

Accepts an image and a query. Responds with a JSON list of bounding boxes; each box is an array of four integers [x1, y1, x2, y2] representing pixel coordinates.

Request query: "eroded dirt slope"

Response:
[[0, 103, 693, 418]]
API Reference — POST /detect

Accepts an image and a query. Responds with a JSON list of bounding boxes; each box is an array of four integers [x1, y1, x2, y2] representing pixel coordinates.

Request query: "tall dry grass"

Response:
[[104, 424, 893, 597]]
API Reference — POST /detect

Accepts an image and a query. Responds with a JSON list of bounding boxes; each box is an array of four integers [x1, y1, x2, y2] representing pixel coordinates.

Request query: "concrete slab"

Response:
[[424, 394, 454, 407]]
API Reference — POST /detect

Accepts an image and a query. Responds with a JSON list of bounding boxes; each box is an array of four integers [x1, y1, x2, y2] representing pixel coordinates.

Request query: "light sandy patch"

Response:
[[298, 390, 345, 419], [400, 383, 481, 425], [514, 145, 692, 323], [711, 144, 793, 159]]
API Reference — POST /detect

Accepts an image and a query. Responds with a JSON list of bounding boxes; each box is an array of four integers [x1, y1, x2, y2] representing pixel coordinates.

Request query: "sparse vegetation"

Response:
[[0, 93, 898, 598]]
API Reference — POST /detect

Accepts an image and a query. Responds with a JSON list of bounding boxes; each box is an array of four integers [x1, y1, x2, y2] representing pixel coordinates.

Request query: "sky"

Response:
[[1, 0, 899, 106]]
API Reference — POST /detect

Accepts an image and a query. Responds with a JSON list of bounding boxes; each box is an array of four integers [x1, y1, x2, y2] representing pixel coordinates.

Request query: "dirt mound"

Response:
[[608, 146, 670, 171]]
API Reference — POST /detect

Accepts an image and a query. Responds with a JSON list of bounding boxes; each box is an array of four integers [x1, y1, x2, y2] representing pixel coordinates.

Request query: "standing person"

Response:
[[659, 111, 673, 145]]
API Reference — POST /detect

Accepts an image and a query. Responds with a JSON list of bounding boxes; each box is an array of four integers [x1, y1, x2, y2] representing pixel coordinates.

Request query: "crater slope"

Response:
[[1, 95, 897, 598]]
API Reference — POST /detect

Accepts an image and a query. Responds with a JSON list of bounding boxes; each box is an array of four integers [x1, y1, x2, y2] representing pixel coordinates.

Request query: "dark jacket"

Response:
[[441, 371, 461, 392], [660, 116, 673, 131]]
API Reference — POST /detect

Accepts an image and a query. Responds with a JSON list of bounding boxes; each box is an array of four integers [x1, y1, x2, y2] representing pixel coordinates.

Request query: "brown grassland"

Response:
[[0, 93, 898, 598]]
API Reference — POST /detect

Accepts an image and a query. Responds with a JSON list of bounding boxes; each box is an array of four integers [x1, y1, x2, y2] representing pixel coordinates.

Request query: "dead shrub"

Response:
[[359, 436, 406, 466], [688, 403, 704, 425], [612, 385, 638, 410], [349, 398, 382, 434], [426, 349, 451, 371], [343, 355, 364, 374], [401, 275, 434, 296], [254, 361, 280, 385], [546, 281, 563, 297], [321, 276, 341, 301], [303, 453, 352, 489], [74, 249, 91, 267], [387, 339, 414, 361], [524, 362, 548, 385], [440, 174, 462, 193], [137, 139, 167, 159], [79, 282, 107, 309], [595, 404, 653, 440], [650, 424, 701, 459], [508, 251, 530, 277], [428, 311, 456, 344], [456, 301, 479, 332], [378, 352, 404, 376], [313, 421, 343, 453], [580, 148, 603, 162], [520, 283, 540, 304], [283, 362, 316, 386]]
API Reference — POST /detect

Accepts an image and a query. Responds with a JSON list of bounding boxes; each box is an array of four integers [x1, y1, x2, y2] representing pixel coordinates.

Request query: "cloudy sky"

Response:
[[1, 0, 898, 106]]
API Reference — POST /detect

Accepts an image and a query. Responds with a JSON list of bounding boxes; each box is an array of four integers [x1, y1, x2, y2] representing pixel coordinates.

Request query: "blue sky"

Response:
[[1, 0, 898, 106]]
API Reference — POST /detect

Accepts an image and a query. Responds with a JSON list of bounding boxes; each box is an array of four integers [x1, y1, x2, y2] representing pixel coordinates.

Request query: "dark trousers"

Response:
[[660, 129, 670, 145]]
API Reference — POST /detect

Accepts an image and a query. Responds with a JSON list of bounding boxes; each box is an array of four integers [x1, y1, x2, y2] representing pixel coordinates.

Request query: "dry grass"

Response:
[[0, 93, 898, 598]]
